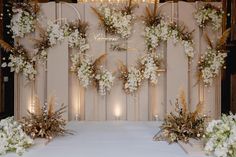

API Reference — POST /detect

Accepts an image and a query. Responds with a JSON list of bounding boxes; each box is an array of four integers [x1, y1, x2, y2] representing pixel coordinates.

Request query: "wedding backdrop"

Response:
[[12, 1, 223, 121], [2, 1, 236, 157]]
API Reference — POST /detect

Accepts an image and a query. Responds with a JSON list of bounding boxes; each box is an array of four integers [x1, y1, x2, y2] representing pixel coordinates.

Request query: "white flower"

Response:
[[95, 67, 114, 95], [47, 21, 67, 46], [144, 19, 195, 58], [204, 113, 236, 157], [124, 67, 143, 93], [194, 4, 223, 31], [98, 5, 134, 39], [71, 54, 94, 88], [0, 117, 33, 155], [199, 47, 227, 86], [68, 29, 89, 52], [10, 8, 36, 38], [145, 20, 169, 51], [140, 53, 162, 84]]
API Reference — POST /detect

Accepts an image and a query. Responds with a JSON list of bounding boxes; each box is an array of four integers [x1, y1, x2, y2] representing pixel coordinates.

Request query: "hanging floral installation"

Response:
[[139, 53, 163, 85], [21, 96, 69, 141], [204, 113, 236, 157], [7, 0, 40, 38], [0, 40, 37, 82], [153, 90, 207, 143], [95, 67, 115, 96], [34, 20, 90, 63], [194, 3, 223, 31], [198, 29, 230, 86], [71, 54, 114, 96], [67, 20, 90, 52], [143, 4, 195, 59], [46, 20, 69, 46], [0, 117, 34, 156], [118, 52, 164, 94], [119, 63, 143, 94], [91, 0, 136, 39]]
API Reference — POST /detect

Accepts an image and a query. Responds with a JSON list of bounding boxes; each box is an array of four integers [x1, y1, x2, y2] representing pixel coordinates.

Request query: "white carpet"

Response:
[[4, 121, 211, 157]]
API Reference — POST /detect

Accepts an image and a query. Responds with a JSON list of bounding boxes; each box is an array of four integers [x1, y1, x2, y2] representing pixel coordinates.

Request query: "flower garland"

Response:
[[71, 54, 114, 96], [194, 3, 223, 31], [143, 7, 194, 58], [91, 2, 136, 39], [153, 90, 206, 143], [198, 29, 230, 86], [1, 41, 37, 82], [139, 53, 163, 85], [204, 113, 236, 157], [8, 0, 39, 38], [0, 117, 33, 156]]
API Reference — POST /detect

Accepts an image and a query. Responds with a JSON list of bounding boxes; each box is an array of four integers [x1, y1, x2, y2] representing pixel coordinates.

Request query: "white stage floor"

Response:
[[4, 121, 211, 157]]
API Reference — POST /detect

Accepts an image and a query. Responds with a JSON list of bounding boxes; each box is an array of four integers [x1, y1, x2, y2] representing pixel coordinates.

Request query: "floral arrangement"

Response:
[[194, 3, 223, 31], [0, 40, 37, 82], [168, 22, 195, 58], [143, 6, 194, 58], [153, 90, 207, 143], [139, 53, 163, 85], [71, 54, 95, 88], [8, 0, 40, 38], [67, 20, 89, 52], [71, 53, 114, 95], [95, 67, 115, 95], [119, 63, 143, 94], [46, 20, 69, 46], [198, 29, 230, 86], [91, 0, 136, 39], [0, 117, 33, 156], [34, 20, 89, 64], [204, 113, 236, 157], [33, 33, 51, 63], [21, 96, 69, 141]]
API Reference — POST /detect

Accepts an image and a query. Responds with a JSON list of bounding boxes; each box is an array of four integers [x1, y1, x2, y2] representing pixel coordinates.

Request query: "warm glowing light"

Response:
[[114, 105, 121, 119]]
